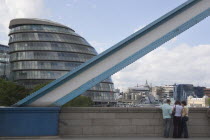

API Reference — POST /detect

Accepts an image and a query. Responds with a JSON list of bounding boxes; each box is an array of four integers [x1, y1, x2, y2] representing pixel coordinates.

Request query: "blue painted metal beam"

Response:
[[14, 0, 210, 106], [53, 8, 210, 106]]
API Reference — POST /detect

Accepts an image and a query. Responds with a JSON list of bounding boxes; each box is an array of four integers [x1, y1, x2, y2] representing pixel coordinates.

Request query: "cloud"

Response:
[[112, 44, 210, 91], [0, 0, 44, 45]]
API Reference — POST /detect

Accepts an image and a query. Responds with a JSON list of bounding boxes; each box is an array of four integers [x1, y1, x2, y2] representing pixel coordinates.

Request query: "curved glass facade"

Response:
[[9, 19, 115, 103], [11, 61, 82, 71], [9, 25, 76, 35], [10, 51, 94, 62], [10, 42, 97, 54], [9, 33, 90, 45]]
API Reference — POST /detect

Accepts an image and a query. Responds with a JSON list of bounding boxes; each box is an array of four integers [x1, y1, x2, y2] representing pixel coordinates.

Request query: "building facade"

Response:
[[120, 82, 155, 104], [173, 84, 195, 101], [0, 44, 9, 79], [193, 86, 205, 98], [152, 85, 174, 101], [8, 18, 115, 104], [187, 95, 209, 107], [204, 88, 210, 97]]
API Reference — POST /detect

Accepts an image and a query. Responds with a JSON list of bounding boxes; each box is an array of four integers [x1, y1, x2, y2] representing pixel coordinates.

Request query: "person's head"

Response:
[[166, 99, 171, 105], [181, 101, 187, 106], [175, 100, 181, 105]]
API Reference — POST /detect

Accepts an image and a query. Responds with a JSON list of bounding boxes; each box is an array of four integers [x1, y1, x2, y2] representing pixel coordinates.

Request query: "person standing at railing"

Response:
[[161, 99, 172, 138], [181, 101, 189, 138], [172, 101, 183, 138]]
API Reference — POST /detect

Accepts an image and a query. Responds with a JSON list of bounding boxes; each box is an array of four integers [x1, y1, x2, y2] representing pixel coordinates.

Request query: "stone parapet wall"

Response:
[[59, 107, 210, 137]]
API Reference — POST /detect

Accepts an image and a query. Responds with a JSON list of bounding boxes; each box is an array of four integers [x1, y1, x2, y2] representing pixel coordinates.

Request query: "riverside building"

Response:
[[0, 44, 9, 79], [8, 18, 115, 105], [173, 84, 195, 101]]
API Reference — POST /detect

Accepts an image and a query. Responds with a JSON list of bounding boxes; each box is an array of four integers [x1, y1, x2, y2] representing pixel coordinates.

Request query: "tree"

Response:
[[0, 79, 53, 106], [63, 95, 93, 107], [0, 78, 93, 107], [0, 78, 29, 106]]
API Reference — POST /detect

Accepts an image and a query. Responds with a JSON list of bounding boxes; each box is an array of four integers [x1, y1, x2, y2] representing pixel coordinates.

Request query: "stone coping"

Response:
[[0, 107, 60, 113], [61, 107, 209, 113]]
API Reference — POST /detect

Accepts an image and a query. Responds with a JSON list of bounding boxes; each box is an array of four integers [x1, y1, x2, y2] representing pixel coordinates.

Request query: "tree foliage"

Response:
[[0, 78, 29, 106], [0, 78, 93, 107], [0, 79, 50, 106], [63, 95, 93, 107]]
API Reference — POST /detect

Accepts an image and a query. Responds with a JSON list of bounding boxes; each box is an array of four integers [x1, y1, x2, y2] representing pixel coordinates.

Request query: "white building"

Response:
[[152, 85, 174, 100], [187, 96, 209, 107]]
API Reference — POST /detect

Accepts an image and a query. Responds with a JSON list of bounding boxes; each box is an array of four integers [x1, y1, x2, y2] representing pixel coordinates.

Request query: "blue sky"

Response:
[[43, 0, 210, 50], [0, 0, 210, 90]]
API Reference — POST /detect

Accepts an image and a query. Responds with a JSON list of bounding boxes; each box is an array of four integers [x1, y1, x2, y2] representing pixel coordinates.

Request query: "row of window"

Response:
[[10, 42, 97, 55], [11, 61, 82, 71], [15, 79, 52, 89], [14, 70, 67, 80], [0, 46, 9, 53], [13, 70, 114, 91], [10, 25, 75, 35], [9, 33, 90, 46], [10, 51, 94, 62], [13, 70, 113, 82], [89, 83, 114, 92], [11, 61, 113, 83]]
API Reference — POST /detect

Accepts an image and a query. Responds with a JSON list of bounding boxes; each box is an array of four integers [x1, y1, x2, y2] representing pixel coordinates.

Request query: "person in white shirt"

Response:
[[173, 101, 183, 138]]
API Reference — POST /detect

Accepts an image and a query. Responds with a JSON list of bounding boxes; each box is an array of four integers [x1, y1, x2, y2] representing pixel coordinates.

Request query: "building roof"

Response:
[[9, 18, 73, 30]]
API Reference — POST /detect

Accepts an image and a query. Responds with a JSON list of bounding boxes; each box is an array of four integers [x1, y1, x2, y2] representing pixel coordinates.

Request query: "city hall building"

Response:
[[8, 18, 115, 105]]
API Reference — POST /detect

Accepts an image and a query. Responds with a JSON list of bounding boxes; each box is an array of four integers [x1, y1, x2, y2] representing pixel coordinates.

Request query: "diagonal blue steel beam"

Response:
[[53, 8, 210, 106], [13, 0, 210, 106]]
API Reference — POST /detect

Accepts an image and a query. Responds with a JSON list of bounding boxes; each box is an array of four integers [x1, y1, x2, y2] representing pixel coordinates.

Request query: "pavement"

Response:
[[1, 137, 210, 140]]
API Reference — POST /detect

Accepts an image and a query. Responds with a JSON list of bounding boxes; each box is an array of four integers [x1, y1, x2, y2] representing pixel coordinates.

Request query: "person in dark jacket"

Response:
[[181, 101, 189, 138]]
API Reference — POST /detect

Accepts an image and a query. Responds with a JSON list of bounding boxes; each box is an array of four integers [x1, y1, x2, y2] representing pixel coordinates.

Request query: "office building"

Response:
[[0, 44, 9, 79], [187, 95, 209, 107], [8, 18, 115, 104], [193, 86, 205, 98], [152, 85, 174, 100], [173, 84, 195, 101], [120, 81, 154, 104], [204, 88, 210, 97]]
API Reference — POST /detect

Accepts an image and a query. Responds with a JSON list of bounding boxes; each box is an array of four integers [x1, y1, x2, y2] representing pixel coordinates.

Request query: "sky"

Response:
[[0, 0, 210, 91]]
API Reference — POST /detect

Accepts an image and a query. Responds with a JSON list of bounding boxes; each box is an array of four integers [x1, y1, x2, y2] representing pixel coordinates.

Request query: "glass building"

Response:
[[193, 86, 205, 98], [0, 44, 9, 79], [173, 84, 195, 101], [9, 18, 115, 104]]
